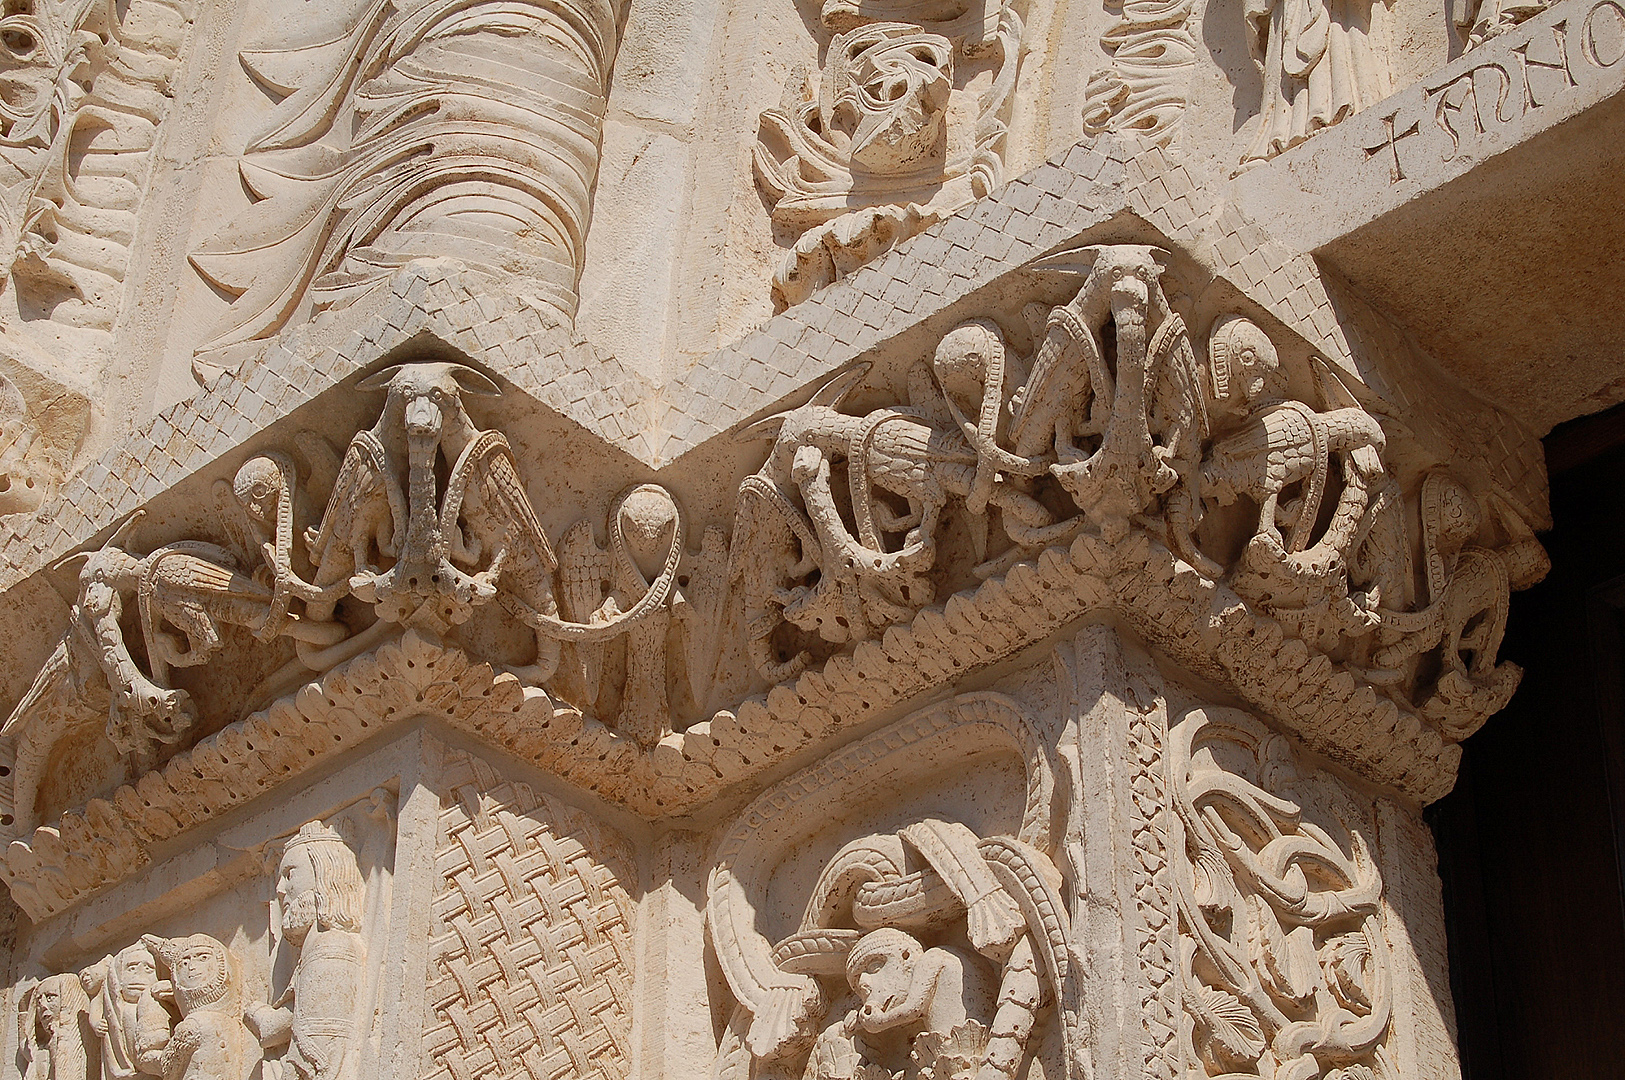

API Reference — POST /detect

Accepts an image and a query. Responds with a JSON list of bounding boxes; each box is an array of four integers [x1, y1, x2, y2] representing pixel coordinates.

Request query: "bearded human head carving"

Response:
[[142, 935, 236, 1017], [245, 819, 369, 1080], [276, 819, 366, 944], [22, 973, 92, 1080]]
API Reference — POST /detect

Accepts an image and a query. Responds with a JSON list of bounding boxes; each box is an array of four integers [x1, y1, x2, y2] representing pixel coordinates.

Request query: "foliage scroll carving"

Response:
[[1171, 706, 1394, 1080], [755, 0, 1023, 308], [190, 0, 620, 352]]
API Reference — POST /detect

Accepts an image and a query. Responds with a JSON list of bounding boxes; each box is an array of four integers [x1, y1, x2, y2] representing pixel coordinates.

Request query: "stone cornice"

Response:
[[0, 130, 1555, 926], [0, 517, 1496, 921]]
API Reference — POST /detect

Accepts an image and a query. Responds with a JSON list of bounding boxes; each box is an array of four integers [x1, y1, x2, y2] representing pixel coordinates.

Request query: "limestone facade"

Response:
[[0, 0, 1608, 1076]]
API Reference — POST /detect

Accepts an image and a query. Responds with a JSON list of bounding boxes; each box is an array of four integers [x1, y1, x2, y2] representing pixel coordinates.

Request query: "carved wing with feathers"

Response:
[[452, 431, 557, 575], [556, 519, 613, 704], [305, 432, 399, 575]]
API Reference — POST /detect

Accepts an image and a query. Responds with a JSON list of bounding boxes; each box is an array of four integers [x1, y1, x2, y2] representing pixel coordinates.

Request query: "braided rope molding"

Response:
[[0, 518, 1486, 921], [1126, 693, 1180, 1079]]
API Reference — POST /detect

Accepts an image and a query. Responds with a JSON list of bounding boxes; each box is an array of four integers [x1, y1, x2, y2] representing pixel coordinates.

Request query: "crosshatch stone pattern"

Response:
[[422, 751, 636, 1080]]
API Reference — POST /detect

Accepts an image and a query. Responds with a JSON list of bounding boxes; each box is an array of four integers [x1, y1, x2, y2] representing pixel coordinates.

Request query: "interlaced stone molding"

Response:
[[1123, 668, 1179, 1080], [421, 747, 636, 1080]]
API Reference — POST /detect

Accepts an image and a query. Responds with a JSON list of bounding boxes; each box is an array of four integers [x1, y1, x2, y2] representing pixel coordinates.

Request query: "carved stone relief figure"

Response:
[[728, 242, 1543, 746], [756, 0, 1023, 308], [555, 483, 729, 746], [303, 362, 729, 739], [1170, 706, 1392, 1079], [730, 331, 1058, 679], [245, 820, 367, 1080], [1008, 245, 1207, 553], [135, 934, 256, 1080], [707, 693, 1080, 1080], [0, 0, 195, 332], [731, 243, 1212, 680], [81, 943, 161, 1080], [310, 362, 557, 647], [0, 359, 742, 835], [1368, 472, 1549, 734], [1238, 0, 1394, 166], [189, 0, 620, 354], [1202, 315, 1389, 647], [20, 973, 93, 1080], [716, 820, 1072, 1080], [0, 454, 349, 836]]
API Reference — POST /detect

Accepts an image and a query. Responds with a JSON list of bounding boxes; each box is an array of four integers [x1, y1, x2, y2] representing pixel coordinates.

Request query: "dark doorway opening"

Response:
[[1430, 401, 1625, 1079]]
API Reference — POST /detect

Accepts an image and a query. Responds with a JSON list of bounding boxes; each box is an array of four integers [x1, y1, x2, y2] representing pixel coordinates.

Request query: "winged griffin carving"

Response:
[[0, 460, 347, 837]]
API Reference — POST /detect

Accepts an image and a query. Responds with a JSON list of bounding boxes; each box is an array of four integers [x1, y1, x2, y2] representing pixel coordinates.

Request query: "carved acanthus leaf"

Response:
[[190, 0, 620, 353]]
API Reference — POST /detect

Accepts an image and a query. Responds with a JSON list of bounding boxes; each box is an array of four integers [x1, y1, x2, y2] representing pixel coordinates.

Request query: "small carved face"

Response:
[[1207, 315, 1284, 412], [402, 382, 454, 438], [36, 982, 61, 1028], [174, 942, 225, 993], [846, 928, 924, 1032], [278, 844, 318, 903], [116, 946, 157, 1002], [933, 321, 1001, 403], [1092, 246, 1169, 308], [278, 845, 320, 938], [385, 366, 473, 441], [616, 485, 680, 581], [232, 456, 282, 524]]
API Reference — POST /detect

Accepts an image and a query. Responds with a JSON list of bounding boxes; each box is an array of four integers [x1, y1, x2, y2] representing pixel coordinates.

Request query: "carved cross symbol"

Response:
[[1363, 111, 1424, 183]]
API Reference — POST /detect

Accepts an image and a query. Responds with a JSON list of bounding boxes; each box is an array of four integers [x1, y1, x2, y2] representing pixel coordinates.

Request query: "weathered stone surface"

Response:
[[0, 0, 1604, 1077]]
